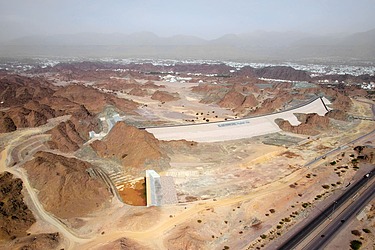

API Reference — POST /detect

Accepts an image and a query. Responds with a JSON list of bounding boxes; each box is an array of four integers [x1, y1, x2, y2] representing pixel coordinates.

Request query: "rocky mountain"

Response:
[[0, 112, 17, 133], [151, 90, 180, 102], [275, 113, 330, 135], [0, 172, 36, 240], [255, 66, 311, 81], [3, 29, 375, 60], [23, 152, 112, 219], [47, 121, 85, 153], [0, 74, 139, 139], [53, 84, 138, 114], [91, 122, 169, 170]]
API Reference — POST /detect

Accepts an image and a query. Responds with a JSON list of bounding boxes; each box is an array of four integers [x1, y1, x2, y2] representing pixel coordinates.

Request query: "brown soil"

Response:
[[7, 232, 60, 250], [118, 179, 146, 206]]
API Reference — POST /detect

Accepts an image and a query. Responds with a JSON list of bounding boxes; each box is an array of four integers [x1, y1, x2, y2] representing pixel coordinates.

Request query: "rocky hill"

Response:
[[255, 66, 311, 81], [129, 87, 148, 97], [91, 122, 169, 170], [151, 90, 180, 102], [53, 84, 138, 114], [47, 120, 85, 152], [0, 112, 17, 133], [0, 172, 36, 240], [275, 113, 330, 135], [23, 152, 112, 219]]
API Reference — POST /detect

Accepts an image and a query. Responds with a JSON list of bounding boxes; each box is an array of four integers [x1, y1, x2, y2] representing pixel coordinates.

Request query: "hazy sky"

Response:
[[1, 0, 375, 41]]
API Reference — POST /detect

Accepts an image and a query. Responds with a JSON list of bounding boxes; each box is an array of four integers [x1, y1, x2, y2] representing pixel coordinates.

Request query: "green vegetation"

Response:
[[302, 202, 310, 208], [322, 184, 330, 189], [197, 220, 202, 223], [260, 234, 267, 239], [350, 240, 362, 250], [330, 161, 337, 165], [362, 228, 371, 233]]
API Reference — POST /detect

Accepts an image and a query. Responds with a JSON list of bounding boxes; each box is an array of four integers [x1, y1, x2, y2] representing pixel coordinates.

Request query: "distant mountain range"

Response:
[[1, 29, 375, 62]]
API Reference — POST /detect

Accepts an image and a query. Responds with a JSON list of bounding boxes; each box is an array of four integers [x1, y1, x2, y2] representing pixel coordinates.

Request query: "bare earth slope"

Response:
[[91, 122, 169, 170], [23, 152, 112, 219]]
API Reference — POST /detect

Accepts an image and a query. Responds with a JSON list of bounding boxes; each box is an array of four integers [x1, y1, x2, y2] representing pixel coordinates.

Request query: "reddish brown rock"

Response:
[[255, 66, 311, 81], [143, 81, 165, 89], [91, 122, 169, 170], [96, 237, 149, 250], [23, 152, 112, 219], [218, 90, 245, 109], [47, 121, 85, 152], [275, 113, 329, 135], [241, 94, 258, 109], [325, 110, 348, 121], [151, 90, 180, 102], [0, 172, 36, 240], [129, 87, 148, 97], [54, 84, 139, 114], [7, 233, 60, 250], [7, 107, 48, 128], [0, 112, 17, 133]]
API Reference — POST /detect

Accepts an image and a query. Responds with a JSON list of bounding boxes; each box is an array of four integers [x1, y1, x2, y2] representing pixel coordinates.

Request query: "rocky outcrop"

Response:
[[0, 172, 36, 240], [275, 113, 329, 135], [253, 94, 292, 114], [7, 107, 48, 128], [218, 90, 245, 109], [255, 66, 311, 81], [54, 84, 139, 114], [129, 87, 148, 97], [151, 90, 180, 102], [143, 81, 165, 89], [23, 152, 112, 219], [96, 237, 149, 250], [0, 112, 17, 133], [321, 87, 352, 110], [91, 122, 169, 170], [47, 121, 85, 152], [6, 233, 60, 250], [325, 110, 348, 121]]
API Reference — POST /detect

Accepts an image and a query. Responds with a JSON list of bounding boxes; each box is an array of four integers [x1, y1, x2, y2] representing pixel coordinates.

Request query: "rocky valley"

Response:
[[0, 59, 374, 250]]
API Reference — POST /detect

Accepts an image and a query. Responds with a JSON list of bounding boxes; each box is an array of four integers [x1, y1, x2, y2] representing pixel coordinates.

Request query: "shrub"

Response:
[[362, 228, 371, 233], [350, 240, 362, 250], [351, 230, 361, 236], [197, 220, 202, 223], [330, 161, 337, 165], [270, 209, 276, 213], [260, 234, 267, 239], [322, 185, 330, 189]]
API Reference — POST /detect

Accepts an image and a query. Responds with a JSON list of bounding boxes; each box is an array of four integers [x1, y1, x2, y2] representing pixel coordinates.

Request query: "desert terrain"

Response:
[[0, 60, 374, 250]]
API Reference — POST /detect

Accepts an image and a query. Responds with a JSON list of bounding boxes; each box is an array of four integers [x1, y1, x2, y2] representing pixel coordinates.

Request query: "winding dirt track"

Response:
[[0, 128, 90, 249]]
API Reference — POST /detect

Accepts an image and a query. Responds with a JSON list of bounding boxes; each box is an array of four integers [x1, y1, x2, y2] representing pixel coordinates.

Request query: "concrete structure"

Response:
[[146, 170, 162, 207], [146, 97, 331, 142], [89, 113, 122, 139], [145, 170, 178, 207]]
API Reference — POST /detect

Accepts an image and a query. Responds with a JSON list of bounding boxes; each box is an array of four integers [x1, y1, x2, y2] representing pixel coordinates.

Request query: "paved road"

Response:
[[303, 179, 375, 250], [277, 169, 374, 250], [305, 129, 375, 167]]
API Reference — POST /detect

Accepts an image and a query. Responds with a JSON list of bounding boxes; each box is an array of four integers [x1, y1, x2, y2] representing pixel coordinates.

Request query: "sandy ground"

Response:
[[1, 77, 374, 250]]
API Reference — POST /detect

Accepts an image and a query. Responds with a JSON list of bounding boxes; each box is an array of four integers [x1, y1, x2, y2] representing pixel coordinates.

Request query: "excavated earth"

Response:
[[0, 62, 374, 249]]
